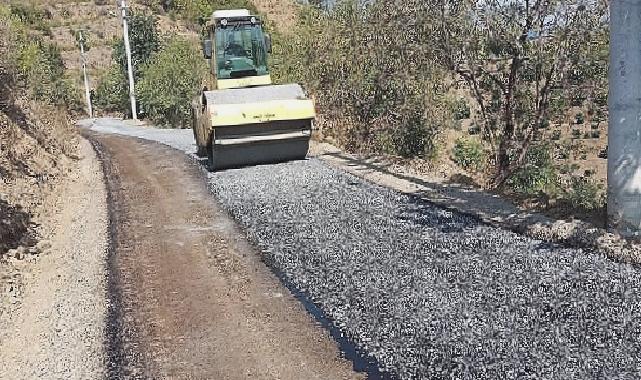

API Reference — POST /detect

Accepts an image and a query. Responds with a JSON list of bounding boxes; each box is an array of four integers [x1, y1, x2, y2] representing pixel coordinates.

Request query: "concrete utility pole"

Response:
[[78, 30, 93, 118], [608, 0, 641, 236], [120, 0, 138, 120]]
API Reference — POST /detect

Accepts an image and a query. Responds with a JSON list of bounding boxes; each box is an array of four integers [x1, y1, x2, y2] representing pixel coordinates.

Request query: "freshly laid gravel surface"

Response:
[[88, 120, 641, 379], [88, 118, 197, 154], [209, 160, 641, 379]]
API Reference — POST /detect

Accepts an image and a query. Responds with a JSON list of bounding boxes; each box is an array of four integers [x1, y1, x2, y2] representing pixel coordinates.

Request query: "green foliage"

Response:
[[564, 176, 604, 211], [137, 38, 206, 128], [452, 98, 471, 120], [389, 112, 441, 159], [507, 145, 558, 196], [594, 91, 608, 107], [452, 137, 485, 171], [94, 65, 129, 114], [112, 13, 161, 83], [271, 1, 450, 158], [162, 0, 258, 25], [97, 11, 161, 115], [436, 0, 608, 186], [0, 5, 80, 110], [8, 3, 51, 34], [571, 91, 587, 107]]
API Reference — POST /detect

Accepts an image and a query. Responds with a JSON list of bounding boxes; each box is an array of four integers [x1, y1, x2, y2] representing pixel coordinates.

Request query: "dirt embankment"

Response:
[[0, 138, 109, 379], [0, 85, 78, 259], [0, 7, 78, 258], [0, 13, 105, 375]]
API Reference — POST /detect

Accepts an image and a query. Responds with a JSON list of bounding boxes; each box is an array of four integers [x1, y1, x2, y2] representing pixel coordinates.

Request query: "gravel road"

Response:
[[88, 119, 641, 379], [0, 139, 108, 379]]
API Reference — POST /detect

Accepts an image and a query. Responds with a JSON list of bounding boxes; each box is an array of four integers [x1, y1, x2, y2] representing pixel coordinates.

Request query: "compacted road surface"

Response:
[[89, 131, 361, 379], [88, 119, 641, 380]]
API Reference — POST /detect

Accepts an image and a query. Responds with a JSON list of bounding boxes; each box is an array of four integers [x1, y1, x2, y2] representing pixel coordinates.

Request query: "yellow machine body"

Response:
[[191, 9, 315, 170]]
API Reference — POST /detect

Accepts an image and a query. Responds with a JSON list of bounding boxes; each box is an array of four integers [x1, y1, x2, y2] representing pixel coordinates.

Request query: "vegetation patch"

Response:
[[137, 38, 206, 128], [452, 138, 486, 172], [0, 3, 79, 255], [94, 11, 204, 127], [269, 0, 609, 218]]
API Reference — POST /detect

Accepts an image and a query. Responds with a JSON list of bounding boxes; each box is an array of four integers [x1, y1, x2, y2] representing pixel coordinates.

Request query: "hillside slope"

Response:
[[0, 7, 77, 256]]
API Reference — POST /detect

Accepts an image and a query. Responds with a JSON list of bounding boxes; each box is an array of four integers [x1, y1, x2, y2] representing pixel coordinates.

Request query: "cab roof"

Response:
[[212, 9, 251, 19]]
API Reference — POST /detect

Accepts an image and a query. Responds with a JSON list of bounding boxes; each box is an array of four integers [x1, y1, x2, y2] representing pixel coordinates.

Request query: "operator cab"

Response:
[[202, 9, 273, 90]]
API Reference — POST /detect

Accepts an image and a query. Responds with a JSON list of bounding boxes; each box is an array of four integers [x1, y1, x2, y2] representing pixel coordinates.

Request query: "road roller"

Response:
[[191, 9, 315, 170]]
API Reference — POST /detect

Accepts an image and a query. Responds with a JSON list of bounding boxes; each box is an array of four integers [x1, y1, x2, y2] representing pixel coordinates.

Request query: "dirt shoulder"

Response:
[[0, 138, 109, 379], [89, 131, 361, 379]]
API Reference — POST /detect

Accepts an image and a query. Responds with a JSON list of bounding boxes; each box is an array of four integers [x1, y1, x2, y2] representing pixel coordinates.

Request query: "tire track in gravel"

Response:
[[85, 131, 362, 380]]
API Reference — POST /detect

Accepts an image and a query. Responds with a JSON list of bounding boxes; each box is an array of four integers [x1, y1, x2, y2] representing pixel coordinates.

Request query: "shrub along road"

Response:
[[87, 119, 641, 379]]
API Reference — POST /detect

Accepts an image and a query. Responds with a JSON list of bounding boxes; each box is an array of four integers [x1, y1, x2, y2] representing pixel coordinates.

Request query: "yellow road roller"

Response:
[[191, 9, 316, 170]]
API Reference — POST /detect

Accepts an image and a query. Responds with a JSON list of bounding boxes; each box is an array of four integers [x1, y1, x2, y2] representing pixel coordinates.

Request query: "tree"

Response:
[[435, 0, 608, 187], [273, 0, 450, 158], [112, 12, 161, 82], [94, 64, 129, 114], [96, 12, 161, 116], [136, 38, 206, 128]]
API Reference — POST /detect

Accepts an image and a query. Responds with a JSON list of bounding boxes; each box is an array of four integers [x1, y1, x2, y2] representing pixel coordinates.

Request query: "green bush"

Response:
[[452, 98, 471, 120], [270, 1, 450, 157], [537, 119, 550, 130], [571, 92, 587, 107], [564, 176, 604, 211], [507, 145, 558, 196], [1, 6, 80, 110], [572, 129, 581, 138], [594, 91, 607, 107], [96, 11, 161, 115], [94, 65, 129, 114], [452, 137, 485, 171], [136, 38, 206, 128], [112, 13, 161, 83], [389, 112, 440, 159], [9, 4, 51, 34]]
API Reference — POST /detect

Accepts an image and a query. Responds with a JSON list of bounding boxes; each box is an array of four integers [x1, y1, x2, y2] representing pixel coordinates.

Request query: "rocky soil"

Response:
[[0, 138, 109, 379]]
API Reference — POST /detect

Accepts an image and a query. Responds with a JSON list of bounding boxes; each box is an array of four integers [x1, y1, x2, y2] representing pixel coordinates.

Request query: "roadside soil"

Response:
[[0, 138, 108, 379], [88, 131, 361, 379]]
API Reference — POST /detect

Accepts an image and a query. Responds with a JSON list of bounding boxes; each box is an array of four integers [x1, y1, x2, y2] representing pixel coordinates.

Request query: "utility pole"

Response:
[[608, 0, 641, 236], [119, 0, 138, 120], [78, 30, 93, 118]]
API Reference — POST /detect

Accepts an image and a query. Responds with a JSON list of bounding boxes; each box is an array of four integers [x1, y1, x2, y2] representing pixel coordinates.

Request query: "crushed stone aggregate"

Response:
[[88, 120, 641, 379]]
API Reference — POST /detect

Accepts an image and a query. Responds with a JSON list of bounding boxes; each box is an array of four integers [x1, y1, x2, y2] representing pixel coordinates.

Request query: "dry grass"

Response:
[[252, 0, 300, 32]]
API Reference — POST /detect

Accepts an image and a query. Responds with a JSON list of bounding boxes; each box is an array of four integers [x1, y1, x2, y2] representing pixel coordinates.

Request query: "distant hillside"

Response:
[[14, 1, 197, 104]]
